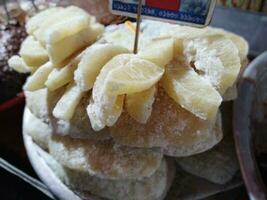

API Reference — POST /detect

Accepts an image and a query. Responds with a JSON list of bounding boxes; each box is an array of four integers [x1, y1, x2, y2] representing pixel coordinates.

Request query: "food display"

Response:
[[11, 5, 250, 200]]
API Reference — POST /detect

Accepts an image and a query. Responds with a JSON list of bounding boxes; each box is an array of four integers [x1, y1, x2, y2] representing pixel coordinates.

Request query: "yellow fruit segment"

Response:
[[87, 95, 124, 131], [74, 44, 129, 91], [33, 6, 89, 45], [47, 25, 103, 65], [19, 36, 48, 67], [8, 56, 33, 73], [46, 15, 90, 44], [87, 54, 164, 131], [53, 82, 84, 120], [105, 95, 124, 127], [105, 56, 164, 95], [138, 38, 174, 68], [222, 32, 249, 63], [126, 86, 156, 124], [103, 24, 135, 51], [24, 62, 54, 91], [161, 61, 222, 121], [26, 7, 63, 34], [87, 54, 130, 131], [45, 53, 82, 91], [204, 27, 249, 63], [30, 6, 103, 66], [184, 35, 241, 95]]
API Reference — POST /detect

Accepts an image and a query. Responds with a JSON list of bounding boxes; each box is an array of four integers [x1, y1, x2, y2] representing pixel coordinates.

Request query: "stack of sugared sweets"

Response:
[[12, 6, 249, 200]]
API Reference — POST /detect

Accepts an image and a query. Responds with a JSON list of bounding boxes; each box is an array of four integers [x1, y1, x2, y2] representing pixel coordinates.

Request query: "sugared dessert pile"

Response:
[[14, 6, 249, 200]]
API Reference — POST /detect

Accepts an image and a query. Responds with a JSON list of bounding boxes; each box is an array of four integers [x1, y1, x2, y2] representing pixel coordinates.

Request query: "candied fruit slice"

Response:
[[53, 82, 84, 120], [161, 61, 222, 121], [45, 53, 82, 91], [74, 43, 129, 91], [19, 36, 48, 67], [184, 34, 241, 95], [24, 62, 54, 91], [87, 54, 164, 131], [126, 86, 156, 124], [137, 38, 174, 68]]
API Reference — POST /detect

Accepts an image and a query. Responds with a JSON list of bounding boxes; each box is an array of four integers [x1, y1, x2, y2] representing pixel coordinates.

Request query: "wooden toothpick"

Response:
[[133, 0, 142, 54]]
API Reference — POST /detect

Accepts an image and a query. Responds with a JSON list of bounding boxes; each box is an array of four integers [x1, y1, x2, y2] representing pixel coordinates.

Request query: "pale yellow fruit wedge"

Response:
[[8, 56, 32, 73], [46, 15, 90, 44], [103, 24, 135, 51], [45, 53, 83, 91], [204, 27, 249, 62], [105, 56, 164, 95], [33, 6, 89, 45], [19, 36, 48, 67], [173, 26, 209, 56], [32, 9, 67, 45], [53, 82, 84, 120], [126, 86, 156, 124], [87, 95, 124, 131], [222, 32, 249, 63], [87, 54, 130, 131], [138, 38, 174, 68], [74, 43, 129, 91], [161, 61, 222, 121], [24, 62, 54, 91], [87, 54, 164, 131], [184, 35, 241, 95], [26, 7, 63, 34], [105, 95, 124, 127], [47, 24, 103, 65]]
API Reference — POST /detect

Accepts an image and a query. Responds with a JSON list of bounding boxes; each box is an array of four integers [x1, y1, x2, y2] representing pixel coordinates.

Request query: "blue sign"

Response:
[[109, 0, 216, 27]]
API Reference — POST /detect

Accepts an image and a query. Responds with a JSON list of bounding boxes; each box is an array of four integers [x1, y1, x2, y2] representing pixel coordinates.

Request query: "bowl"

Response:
[[234, 51, 267, 200]]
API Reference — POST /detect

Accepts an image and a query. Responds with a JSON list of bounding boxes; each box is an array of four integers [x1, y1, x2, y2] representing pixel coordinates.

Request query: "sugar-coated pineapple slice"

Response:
[[74, 43, 129, 91], [87, 54, 164, 131], [46, 15, 89, 44], [161, 61, 222, 121], [103, 23, 135, 51], [203, 27, 249, 63], [173, 26, 209, 56], [137, 38, 174, 68], [87, 95, 124, 131], [126, 86, 156, 124], [31, 6, 104, 66], [33, 6, 89, 45], [8, 56, 32, 73], [24, 62, 54, 91], [222, 32, 249, 63], [105, 95, 124, 127], [53, 82, 84, 120], [47, 24, 103, 65], [19, 36, 48, 67], [45, 53, 83, 91], [87, 54, 129, 131], [184, 34, 241, 95], [104, 56, 164, 95], [26, 7, 63, 34]]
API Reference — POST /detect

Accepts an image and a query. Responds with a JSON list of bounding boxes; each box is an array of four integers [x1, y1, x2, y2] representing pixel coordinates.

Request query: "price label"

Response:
[[109, 0, 217, 27]]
